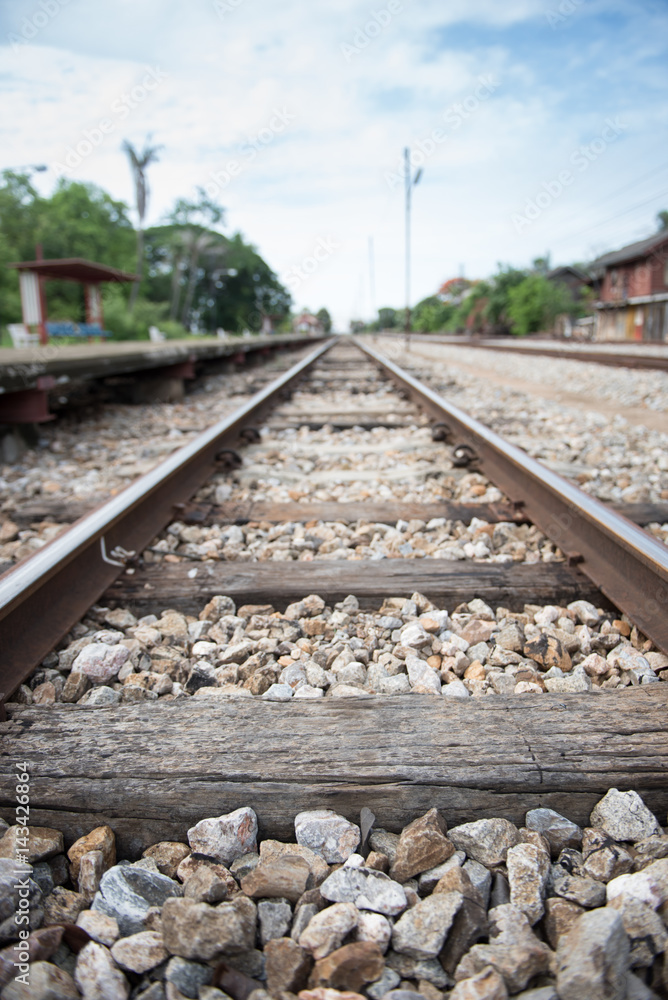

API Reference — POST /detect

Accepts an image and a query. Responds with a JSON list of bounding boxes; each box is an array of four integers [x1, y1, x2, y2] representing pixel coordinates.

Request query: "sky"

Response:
[[1, 0, 667, 331]]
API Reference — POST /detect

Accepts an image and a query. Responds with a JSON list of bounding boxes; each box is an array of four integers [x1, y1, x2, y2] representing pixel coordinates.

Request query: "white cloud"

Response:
[[1, 0, 667, 329]]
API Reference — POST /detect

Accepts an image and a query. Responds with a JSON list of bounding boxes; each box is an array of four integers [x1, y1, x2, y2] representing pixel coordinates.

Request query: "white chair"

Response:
[[7, 323, 40, 347], [149, 325, 166, 343]]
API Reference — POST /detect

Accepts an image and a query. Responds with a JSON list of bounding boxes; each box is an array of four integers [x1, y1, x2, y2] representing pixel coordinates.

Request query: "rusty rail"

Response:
[[356, 339, 668, 653], [0, 338, 337, 703]]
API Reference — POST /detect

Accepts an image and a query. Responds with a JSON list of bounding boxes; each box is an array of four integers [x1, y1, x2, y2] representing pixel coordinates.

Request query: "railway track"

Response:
[[386, 332, 668, 372], [1, 338, 668, 998]]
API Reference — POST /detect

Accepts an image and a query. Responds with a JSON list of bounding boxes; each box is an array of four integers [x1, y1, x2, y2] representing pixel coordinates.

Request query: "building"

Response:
[[293, 312, 323, 335], [590, 231, 668, 342]]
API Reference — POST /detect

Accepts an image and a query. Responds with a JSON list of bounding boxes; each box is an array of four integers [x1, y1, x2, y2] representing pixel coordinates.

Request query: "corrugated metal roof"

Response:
[[589, 231, 668, 270], [7, 258, 138, 282]]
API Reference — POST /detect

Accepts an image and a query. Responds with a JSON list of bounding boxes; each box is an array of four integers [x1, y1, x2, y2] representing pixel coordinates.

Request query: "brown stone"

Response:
[[142, 841, 191, 879], [365, 851, 389, 873], [464, 661, 486, 681], [176, 854, 239, 895], [260, 840, 330, 888], [32, 681, 57, 705], [0, 927, 64, 991], [68, 825, 115, 882], [581, 828, 634, 882], [242, 854, 311, 902], [434, 867, 483, 906], [265, 937, 313, 994], [0, 825, 63, 863], [523, 634, 571, 672], [61, 670, 92, 703], [542, 897, 585, 950], [2, 960, 80, 1000], [449, 966, 508, 1000], [308, 942, 384, 991], [43, 887, 88, 925], [184, 864, 234, 903], [78, 850, 105, 899], [459, 620, 497, 644], [390, 809, 455, 883]]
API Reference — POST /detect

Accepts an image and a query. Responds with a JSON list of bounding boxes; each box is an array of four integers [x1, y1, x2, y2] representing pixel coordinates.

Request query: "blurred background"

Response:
[[1, 0, 667, 336]]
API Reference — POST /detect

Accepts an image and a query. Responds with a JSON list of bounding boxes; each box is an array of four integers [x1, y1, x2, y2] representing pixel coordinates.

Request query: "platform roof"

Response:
[[7, 257, 139, 283]]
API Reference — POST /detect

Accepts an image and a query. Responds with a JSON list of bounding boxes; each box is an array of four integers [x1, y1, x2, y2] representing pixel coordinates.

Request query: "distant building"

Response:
[[293, 311, 323, 335], [546, 266, 594, 338], [590, 231, 668, 342]]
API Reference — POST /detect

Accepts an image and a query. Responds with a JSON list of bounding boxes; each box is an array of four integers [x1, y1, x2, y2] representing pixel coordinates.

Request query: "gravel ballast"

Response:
[[1, 792, 667, 998]]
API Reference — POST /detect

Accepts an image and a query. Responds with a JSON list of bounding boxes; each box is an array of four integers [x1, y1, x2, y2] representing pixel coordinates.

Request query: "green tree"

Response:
[[507, 274, 575, 336], [412, 296, 454, 332], [484, 265, 528, 333], [316, 307, 332, 333], [658, 210, 668, 231]]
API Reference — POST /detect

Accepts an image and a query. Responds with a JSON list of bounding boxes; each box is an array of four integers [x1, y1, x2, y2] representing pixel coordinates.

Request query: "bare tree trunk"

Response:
[[180, 246, 200, 327], [129, 227, 144, 310], [170, 250, 183, 320]]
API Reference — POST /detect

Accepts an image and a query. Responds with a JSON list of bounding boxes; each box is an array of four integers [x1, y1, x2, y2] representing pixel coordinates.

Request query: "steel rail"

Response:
[[356, 339, 668, 653], [0, 337, 337, 703], [380, 332, 668, 372]]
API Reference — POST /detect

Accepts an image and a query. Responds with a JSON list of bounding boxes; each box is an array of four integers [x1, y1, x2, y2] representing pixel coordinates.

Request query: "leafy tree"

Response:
[[412, 296, 454, 332], [484, 265, 528, 333], [316, 307, 332, 333], [0, 173, 135, 328], [658, 210, 668, 231], [507, 274, 575, 336]]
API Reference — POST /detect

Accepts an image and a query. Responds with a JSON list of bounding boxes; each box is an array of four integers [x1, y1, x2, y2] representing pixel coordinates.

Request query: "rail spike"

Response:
[[215, 449, 243, 471], [452, 443, 478, 468]]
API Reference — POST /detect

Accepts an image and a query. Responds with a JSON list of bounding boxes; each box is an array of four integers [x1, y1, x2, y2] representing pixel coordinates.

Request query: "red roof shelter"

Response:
[[7, 256, 138, 345]]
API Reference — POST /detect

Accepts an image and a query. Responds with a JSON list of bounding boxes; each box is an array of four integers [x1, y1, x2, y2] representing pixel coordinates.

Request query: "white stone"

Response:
[[320, 865, 407, 916], [298, 900, 359, 959], [110, 931, 168, 973], [187, 808, 258, 865], [406, 655, 442, 695], [442, 679, 469, 699], [590, 789, 661, 842], [75, 941, 130, 1000], [73, 643, 130, 684], [295, 809, 360, 862], [355, 910, 392, 953]]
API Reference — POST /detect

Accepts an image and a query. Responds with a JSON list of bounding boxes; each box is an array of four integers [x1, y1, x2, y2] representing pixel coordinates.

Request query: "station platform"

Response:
[[0, 334, 320, 396]]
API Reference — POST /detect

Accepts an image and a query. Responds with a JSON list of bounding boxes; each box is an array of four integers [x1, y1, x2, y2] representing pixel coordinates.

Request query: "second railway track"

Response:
[[1, 336, 668, 997]]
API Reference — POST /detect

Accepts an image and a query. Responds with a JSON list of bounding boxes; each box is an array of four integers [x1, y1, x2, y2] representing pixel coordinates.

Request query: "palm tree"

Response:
[[123, 138, 162, 309]]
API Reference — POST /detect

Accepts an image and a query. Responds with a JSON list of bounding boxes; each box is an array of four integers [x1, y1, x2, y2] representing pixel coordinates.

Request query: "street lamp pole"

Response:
[[404, 147, 422, 333]]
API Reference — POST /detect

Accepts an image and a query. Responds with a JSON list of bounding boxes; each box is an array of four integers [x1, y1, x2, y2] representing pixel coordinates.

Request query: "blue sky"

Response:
[[1, 0, 667, 329]]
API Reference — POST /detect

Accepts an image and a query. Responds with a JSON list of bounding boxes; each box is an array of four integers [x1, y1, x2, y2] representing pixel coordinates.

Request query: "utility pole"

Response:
[[368, 236, 376, 322], [404, 147, 423, 333]]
